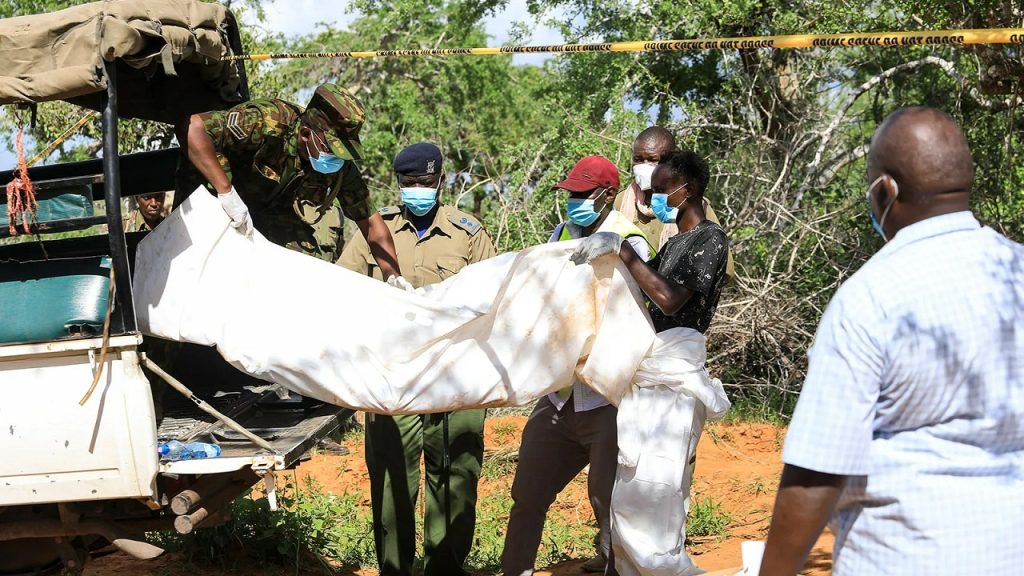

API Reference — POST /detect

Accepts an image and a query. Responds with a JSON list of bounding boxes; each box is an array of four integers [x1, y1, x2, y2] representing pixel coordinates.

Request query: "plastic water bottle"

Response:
[[185, 442, 222, 459], [158, 440, 222, 461]]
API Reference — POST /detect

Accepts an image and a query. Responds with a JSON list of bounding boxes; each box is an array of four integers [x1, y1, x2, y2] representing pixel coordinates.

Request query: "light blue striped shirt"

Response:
[[783, 211, 1024, 575]]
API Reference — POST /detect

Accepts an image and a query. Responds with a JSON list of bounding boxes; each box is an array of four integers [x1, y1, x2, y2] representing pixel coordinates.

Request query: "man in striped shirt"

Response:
[[760, 107, 1024, 575]]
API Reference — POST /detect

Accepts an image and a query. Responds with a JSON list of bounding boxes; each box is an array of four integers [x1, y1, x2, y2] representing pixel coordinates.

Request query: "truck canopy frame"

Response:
[[1, 0, 249, 340], [0, 0, 248, 122]]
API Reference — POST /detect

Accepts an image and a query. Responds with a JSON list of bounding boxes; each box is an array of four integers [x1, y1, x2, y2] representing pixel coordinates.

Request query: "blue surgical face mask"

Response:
[[650, 184, 687, 223], [870, 211, 885, 238], [306, 132, 344, 174], [566, 198, 601, 227], [866, 175, 899, 241], [401, 186, 439, 216]]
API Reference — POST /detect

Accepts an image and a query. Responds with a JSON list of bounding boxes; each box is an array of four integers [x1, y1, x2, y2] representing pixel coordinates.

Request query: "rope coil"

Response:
[[4, 111, 97, 236], [5, 127, 37, 235]]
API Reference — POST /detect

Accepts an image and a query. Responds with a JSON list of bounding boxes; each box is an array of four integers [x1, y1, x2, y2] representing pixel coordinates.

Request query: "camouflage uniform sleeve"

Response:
[[469, 225, 497, 264], [336, 227, 371, 273], [336, 163, 373, 222], [199, 101, 276, 175]]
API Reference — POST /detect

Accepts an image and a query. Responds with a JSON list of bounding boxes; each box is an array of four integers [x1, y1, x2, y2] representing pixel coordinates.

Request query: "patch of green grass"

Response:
[[150, 478, 375, 571], [536, 513, 598, 568], [464, 487, 513, 571], [687, 496, 734, 540], [328, 412, 365, 445], [481, 450, 518, 480], [465, 487, 596, 572], [746, 477, 767, 496], [720, 397, 791, 425], [491, 420, 518, 440], [151, 453, 596, 574]]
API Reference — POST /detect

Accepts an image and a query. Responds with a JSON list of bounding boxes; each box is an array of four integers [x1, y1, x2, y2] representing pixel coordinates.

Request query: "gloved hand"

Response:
[[386, 275, 417, 293], [218, 187, 253, 237], [569, 231, 623, 265]]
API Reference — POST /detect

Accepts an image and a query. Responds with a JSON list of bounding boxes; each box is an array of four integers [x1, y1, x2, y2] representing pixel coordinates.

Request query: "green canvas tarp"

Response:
[[0, 0, 246, 123]]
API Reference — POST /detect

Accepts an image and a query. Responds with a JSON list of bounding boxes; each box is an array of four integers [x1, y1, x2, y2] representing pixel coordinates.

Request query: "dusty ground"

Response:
[[85, 417, 832, 575]]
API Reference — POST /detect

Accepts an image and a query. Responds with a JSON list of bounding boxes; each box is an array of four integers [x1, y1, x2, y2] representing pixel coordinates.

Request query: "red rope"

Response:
[[5, 126, 37, 235]]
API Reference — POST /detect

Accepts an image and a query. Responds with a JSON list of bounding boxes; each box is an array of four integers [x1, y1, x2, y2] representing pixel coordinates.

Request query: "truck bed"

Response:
[[155, 343, 350, 474]]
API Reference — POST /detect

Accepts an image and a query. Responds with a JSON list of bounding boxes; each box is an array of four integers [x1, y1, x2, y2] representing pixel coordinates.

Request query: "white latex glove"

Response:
[[386, 275, 417, 293], [218, 187, 253, 237], [569, 231, 623, 265]]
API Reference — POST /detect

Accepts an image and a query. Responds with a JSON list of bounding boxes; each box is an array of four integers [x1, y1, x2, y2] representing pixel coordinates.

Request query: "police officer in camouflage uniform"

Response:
[[178, 83, 401, 274], [338, 143, 495, 576]]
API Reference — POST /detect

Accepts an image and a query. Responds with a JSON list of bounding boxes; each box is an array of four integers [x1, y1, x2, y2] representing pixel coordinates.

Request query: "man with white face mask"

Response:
[[338, 142, 495, 576], [616, 126, 735, 282]]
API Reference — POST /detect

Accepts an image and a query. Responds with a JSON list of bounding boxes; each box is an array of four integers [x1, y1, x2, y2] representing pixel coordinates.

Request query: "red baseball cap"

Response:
[[554, 155, 620, 192]]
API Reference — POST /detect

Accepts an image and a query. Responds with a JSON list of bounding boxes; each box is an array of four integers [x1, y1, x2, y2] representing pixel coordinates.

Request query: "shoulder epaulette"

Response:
[[447, 210, 483, 235], [378, 205, 401, 217]]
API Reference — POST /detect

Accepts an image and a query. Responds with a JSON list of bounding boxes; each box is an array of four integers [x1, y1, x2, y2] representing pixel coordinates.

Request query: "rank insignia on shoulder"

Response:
[[378, 206, 401, 216], [226, 111, 246, 141], [449, 212, 482, 235]]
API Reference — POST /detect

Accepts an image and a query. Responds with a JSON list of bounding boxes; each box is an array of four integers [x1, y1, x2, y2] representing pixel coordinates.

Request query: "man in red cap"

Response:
[[501, 156, 653, 576]]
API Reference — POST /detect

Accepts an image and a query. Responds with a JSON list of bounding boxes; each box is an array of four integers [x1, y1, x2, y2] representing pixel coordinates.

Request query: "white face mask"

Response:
[[631, 163, 657, 218], [632, 163, 656, 191]]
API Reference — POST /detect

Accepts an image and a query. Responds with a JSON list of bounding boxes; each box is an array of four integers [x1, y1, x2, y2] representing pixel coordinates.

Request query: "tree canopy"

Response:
[[3, 0, 1021, 416]]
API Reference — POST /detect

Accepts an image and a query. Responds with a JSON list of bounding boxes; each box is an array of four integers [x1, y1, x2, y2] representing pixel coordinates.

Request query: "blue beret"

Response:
[[393, 142, 443, 176]]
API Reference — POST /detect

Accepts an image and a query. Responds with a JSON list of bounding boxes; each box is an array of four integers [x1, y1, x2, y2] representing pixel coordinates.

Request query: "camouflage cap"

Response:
[[303, 84, 365, 161]]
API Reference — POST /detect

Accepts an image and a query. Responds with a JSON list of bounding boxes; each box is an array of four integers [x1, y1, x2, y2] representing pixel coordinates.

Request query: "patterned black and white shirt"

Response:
[[646, 220, 729, 334]]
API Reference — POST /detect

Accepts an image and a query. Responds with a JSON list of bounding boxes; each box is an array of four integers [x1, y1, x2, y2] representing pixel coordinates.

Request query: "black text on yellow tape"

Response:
[[228, 28, 1024, 61]]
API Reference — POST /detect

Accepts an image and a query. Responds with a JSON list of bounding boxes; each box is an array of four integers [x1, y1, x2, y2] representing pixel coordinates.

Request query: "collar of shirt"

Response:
[[391, 206, 455, 242], [882, 210, 979, 255]]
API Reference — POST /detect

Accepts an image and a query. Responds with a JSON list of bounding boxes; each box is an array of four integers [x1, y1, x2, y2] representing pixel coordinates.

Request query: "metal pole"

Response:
[[101, 60, 137, 332], [141, 355, 279, 454]]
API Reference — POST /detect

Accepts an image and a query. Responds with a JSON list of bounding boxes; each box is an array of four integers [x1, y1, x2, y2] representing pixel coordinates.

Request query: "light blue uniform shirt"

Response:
[[783, 211, 1024, 575]]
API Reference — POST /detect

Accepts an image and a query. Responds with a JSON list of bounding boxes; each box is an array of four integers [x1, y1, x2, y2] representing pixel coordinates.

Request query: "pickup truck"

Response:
[[0, 2, 349, 573]]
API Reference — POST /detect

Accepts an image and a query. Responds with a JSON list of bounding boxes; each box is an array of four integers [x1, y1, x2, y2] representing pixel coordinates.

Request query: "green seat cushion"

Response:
[[0, 185, 93, 228], [0, 256, 110, 344]]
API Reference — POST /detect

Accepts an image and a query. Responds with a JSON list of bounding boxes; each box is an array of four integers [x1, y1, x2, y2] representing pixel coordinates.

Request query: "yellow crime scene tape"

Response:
[[226, 28, 1024, 61]]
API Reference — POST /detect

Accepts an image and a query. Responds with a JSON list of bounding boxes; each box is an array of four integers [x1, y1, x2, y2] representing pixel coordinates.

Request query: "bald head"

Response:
[[869, 107, 974, 202], [633, 126, 677, 164], [866, 107, 974, 240]]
